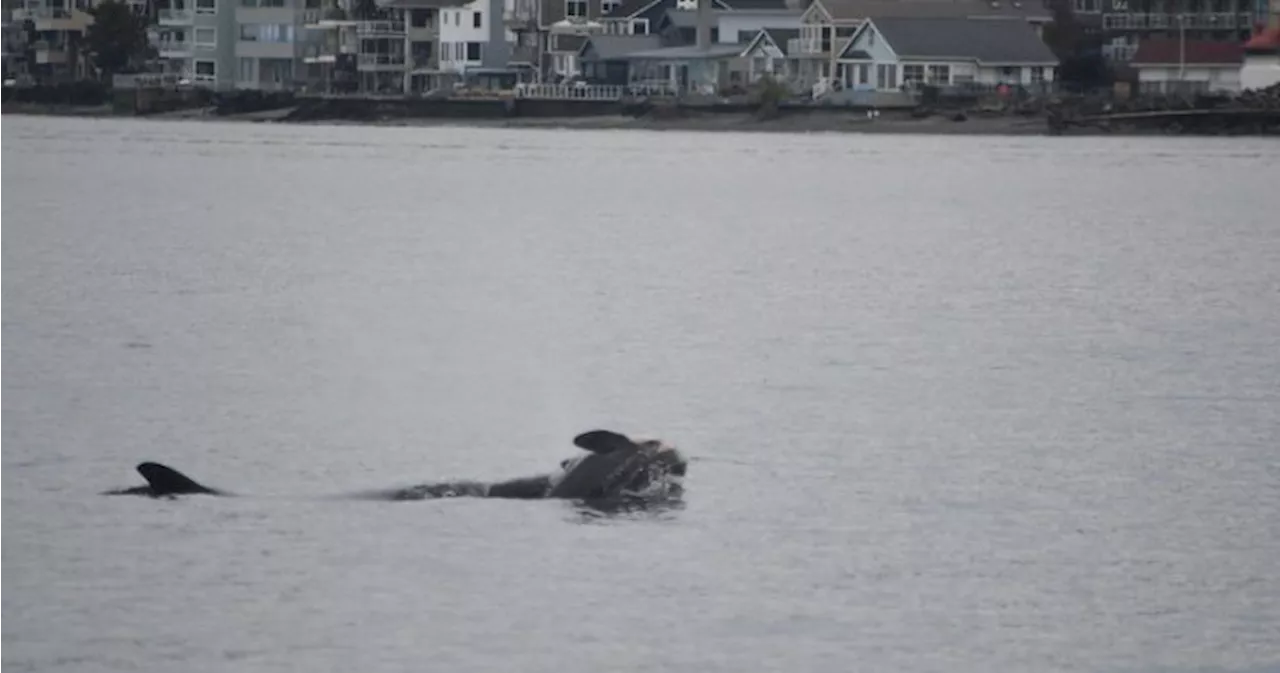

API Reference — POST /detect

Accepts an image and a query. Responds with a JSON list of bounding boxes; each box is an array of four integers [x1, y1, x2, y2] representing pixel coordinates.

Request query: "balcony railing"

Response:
[[1102, 11, 1255, 29], [357, 52, 406, 68], [357, 20, 405, 35], [515, 83, 624, 100], [157, 41, 193, 56], [1102, 43, 1138, 61], [158, 9, 193, 23], [503, 8, 537, 25], [787, 35, 828, 56]]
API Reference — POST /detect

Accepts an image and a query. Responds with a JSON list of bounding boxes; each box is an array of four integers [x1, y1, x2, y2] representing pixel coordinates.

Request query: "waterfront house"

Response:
[[1129, 38, 1244, 93], [597, 0, 789, 36], [792, 0, 1052, 87], [623, 42, 745, 92], [651, 4, 798, 45], [833, 16, 1058, 92], [578, 33, 661, 83]]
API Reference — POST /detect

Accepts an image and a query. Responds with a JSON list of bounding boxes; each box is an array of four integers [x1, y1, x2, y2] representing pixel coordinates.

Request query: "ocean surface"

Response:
[[3, 115, 1278, 673]]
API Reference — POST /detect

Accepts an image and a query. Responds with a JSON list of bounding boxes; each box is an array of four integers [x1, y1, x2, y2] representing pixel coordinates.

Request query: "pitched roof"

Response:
[[580, 34, 664, 59], [603, 0, 663, 18], [815, 0, 1051, 22], [661, 7, 730, 27], [742, 27, 800, 54], [1242, 25, 1280, 54], [603, 0, 788, 18], [718, 0, 795, 8], [624, 43, 746, 58], [1131, 38, 1244, 65], [377, 0, 470, 7], [846, 16, 1058, 63], [550, 32, 588, 52]]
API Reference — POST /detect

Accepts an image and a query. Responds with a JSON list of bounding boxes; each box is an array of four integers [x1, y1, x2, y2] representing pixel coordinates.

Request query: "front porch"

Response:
[[623, 44, 743, 95]]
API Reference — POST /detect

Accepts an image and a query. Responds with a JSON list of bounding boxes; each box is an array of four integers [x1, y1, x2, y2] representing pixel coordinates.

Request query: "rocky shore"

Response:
[[5, 94, 1277, 137]]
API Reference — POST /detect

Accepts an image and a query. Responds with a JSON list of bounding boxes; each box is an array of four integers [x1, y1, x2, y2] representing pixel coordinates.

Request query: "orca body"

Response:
[[103, 430, 687, 504]]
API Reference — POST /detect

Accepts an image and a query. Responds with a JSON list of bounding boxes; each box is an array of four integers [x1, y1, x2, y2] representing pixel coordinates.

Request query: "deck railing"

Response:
[[1102, 11, 1255, 29], [514, 83, 624, 100]]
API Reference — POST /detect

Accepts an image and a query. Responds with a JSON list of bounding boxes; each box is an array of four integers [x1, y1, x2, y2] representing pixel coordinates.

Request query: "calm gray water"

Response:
[[3, 115, 1279, 673]]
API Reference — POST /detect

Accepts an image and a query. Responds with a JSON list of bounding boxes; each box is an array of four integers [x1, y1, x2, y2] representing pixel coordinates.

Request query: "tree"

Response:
[[84, 0, 152, 81], [1042, 0, 1115, 91]]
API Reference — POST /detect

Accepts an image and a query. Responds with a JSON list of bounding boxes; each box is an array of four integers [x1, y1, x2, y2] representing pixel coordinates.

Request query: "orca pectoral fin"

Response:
[[573, 430, 637, 455], [135, 462, 224, 496]]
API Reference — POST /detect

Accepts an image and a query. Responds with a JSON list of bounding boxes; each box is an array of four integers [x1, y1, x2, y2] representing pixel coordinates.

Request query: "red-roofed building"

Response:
[[1130, 38, 1245, 93], [1241, 24, 1280, 90]]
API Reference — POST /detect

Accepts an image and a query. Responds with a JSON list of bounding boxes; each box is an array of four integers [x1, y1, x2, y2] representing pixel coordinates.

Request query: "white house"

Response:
[[834, 16, 1058, 91], [1130, 38, 1244, 94], [792, 0, 1053, 88]]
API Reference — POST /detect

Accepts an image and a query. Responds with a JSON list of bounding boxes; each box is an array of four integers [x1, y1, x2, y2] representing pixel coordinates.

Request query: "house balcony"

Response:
[[357, 20, 405, 36], [157, 41, 193, 58], [303, 8, 358, 28], [503, 7, 537, 28], [1101, 11, 1255, 30], [303, 42, 357, 63], [31, 8, 91, 32], [158, 9, 193, 25], [357, 52, 406, 70], [788, 35, 834, 57], [406, 22, 438, 39], [32, 41, 69, 63]]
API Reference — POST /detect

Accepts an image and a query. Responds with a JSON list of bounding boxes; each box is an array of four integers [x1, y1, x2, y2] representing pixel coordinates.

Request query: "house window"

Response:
[[999, 65, 1019, 83], [867, 29, 875, 47], [876, 63, 895, 89], [565, 0, 587, 17], [1073, 0, 1099, 11], [195, 60, 215, 76], [239, 24, 257, 39], [857, 63, 869, 85], [633, 19, 648, 34], [1030, 66, 1045, 83], [439, 41, 450, 60], [455, 41, 464, 60], [195, 0, 213, 12], [466, 41, 481, 61], [194, 27, 215, 46], [238, 56, 254, 81], [259, 0, 284, 7], [901, 64, 923, 85], [926, 64, 949, 84], [602, 0, 620, 13], [472, 10, 481, 28]]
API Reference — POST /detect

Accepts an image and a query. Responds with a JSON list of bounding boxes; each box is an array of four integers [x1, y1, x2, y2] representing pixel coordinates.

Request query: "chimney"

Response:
[[696, 0, 711, 50]]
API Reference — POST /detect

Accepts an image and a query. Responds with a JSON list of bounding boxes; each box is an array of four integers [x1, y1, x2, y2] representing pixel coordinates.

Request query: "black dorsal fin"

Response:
[[573, 430, 637, 455], [136, 462, 222, 496]]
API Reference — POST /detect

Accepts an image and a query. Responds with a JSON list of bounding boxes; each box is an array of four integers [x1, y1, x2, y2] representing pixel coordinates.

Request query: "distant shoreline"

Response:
[[3, 102, 1268, 137]]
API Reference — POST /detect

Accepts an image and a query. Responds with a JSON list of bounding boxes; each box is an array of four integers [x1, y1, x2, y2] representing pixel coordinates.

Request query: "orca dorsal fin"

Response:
[[136, 462, 222, 496], [573, 430, 637, 455]]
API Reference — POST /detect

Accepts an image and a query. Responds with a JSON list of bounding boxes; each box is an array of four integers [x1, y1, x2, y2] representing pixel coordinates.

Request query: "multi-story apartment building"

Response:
[[152, 0, 236, 88], [1080, 0, 1265, 62], [5, 0, 96, 82], [437, 0, 513, 74], [302, 0, 469, 94], [3, 1, 30, 81]]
